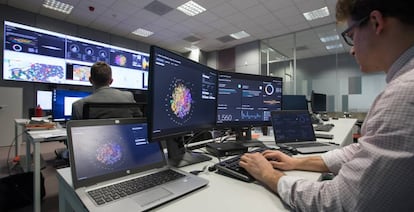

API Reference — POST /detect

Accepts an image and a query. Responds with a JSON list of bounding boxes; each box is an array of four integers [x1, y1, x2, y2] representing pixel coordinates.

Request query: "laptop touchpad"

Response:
[[132, 188, 173, 206]]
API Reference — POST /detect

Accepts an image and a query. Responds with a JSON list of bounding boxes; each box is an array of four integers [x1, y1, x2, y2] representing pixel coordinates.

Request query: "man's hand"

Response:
[[239, 152, 284, 192], [262, 150, 299, 171]]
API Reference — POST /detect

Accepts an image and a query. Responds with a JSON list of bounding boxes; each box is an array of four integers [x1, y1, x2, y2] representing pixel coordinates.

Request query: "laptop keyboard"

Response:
[[87, 169, 185, 205], [287, 142, 330, 148], [215, 147, 293, 182]]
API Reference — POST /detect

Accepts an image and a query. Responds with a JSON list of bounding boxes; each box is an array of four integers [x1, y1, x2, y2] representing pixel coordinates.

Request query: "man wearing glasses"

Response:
[[239, 0, 414, 211]]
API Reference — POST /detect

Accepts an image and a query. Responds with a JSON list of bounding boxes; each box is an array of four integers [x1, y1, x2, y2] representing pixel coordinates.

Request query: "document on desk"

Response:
[[29, 128, 67, 139]]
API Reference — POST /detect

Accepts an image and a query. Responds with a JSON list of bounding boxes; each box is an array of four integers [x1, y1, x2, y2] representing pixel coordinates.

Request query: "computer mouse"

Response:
[[321, 116, 330, 121], [208, 165, 217, 172], [290, 148, 298, 155]]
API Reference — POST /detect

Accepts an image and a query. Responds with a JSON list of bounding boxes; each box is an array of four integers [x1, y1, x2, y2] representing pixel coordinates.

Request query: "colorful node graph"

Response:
[[170, 83, 192, 119], [95, 142, 122, 166]]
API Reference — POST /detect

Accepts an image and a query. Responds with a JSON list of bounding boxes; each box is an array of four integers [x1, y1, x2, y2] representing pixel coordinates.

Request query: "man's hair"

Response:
[[336, 0, 414, 24], [90, 61, 112, 87]]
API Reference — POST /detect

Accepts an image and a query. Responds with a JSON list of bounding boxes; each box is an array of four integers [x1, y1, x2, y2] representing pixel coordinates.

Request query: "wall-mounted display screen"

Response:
[[3, 21, 149, 90]]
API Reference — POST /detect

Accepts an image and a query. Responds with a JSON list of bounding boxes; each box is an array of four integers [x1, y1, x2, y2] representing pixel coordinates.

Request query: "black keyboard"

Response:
[[87, 169, 185, 205], [215, 147, 292, 182], [314, 124, 334, 132]]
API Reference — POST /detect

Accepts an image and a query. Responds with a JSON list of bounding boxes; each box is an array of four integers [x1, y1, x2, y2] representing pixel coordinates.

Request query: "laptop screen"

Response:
[[271, 110, 316, 143], [67, 119, 166, 188]]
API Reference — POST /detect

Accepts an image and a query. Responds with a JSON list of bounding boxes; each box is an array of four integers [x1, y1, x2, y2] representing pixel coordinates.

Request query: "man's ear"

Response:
[[89, 77, 94, 84], [370, 10, 385, 35], [109, 78, 113, 85]]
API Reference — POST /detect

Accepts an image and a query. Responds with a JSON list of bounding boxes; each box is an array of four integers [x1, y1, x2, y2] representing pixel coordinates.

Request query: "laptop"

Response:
[[270, 110, 338, 154], [66, 118, 208, 212]]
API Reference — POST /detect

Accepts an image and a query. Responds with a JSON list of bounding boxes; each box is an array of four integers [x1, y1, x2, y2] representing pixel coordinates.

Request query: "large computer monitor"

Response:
[[311, 91, 327, 113], [52, 89, 91, 121], [282, 95, 308, 110], [148, 46, 217, 167]]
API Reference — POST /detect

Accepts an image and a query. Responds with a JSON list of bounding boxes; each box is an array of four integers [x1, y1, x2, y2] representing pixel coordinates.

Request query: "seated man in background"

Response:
[[72, 61, 141, 120], [240, 0, 414, 211]]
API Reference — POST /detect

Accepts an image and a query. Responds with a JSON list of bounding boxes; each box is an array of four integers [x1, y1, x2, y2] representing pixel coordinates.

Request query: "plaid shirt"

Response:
[[277, 45, 414, 212]]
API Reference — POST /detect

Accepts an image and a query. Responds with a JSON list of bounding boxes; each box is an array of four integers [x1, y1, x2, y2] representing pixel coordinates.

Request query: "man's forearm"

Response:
[[294, 156, 330, 172], [261, 169, 285, 193]]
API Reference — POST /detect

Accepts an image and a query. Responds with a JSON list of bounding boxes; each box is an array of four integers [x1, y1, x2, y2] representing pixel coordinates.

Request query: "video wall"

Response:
[[3, 21, 149, 90]]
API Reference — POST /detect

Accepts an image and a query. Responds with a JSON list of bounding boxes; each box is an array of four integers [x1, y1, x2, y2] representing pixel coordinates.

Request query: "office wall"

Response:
[[0, 87, 22, 147], [295, 53, 386, 112], [207, 41, 261, 75], [0, 5, 151, 118], [235, 41, 260, 75]]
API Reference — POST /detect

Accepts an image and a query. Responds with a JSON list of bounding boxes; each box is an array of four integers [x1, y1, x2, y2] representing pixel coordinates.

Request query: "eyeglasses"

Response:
[[341, 16, 369, 46]]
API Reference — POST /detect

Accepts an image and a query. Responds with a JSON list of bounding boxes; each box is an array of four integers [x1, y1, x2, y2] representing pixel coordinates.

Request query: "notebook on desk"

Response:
[[270, 110, 338, 154], [66, 118, 208, 212]]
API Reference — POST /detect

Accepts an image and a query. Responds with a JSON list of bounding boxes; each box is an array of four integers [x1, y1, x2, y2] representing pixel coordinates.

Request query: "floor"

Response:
[[0, 141, 67, 212]]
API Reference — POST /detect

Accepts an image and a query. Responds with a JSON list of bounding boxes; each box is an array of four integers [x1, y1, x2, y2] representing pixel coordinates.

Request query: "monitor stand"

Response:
[[165, 137, 211, 168], [233, 127, 265, 148]]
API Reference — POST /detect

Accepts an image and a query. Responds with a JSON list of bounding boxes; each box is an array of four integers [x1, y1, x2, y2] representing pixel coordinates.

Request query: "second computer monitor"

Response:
[[217, 71, 283, 127], [52, 89, 91, 122]]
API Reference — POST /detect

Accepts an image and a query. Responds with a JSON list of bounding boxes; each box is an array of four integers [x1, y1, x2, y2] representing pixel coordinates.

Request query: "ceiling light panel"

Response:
[[177, 1, 206, 16], [303, 6, 329, 21], [319, 35, 339, 43], [43, 0, 74, 14], [326, 43, 343, 50], [230, 31, 250, 39], [132, 28, 154, 37]]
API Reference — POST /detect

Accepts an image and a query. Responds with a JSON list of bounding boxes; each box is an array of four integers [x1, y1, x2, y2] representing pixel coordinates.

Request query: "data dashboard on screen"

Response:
[[3, 21, 149, 90], [217, 71, 283, 127]]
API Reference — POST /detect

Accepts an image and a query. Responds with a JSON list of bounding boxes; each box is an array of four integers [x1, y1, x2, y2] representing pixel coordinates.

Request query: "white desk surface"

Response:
[[57, 158, 321, 212], [48, 118, 357, 212]]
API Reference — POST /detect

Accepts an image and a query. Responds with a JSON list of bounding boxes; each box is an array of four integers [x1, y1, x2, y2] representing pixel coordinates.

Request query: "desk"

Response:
[[56, 160, 320, 212], [35, 118, 356, 212], [25, 128, 66, 212], [318, 118, 357, 146]]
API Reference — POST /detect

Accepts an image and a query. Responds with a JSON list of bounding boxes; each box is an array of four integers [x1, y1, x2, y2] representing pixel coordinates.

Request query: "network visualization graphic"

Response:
[[91, 136, 126, 171], [165, 78, 195, 125]]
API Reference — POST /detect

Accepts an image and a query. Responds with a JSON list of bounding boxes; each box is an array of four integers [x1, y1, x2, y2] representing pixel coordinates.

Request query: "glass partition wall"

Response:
[[261, 23, 386, 114]]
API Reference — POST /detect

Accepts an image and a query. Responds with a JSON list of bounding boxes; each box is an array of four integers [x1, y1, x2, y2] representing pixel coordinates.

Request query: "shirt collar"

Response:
[[386, 45, 414, 83], [94, 86, 110, 92]]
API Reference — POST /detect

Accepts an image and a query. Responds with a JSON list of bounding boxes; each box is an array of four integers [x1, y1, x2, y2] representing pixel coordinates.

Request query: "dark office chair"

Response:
[[54, 102, 145, 167], [82, 102, 145, 119]]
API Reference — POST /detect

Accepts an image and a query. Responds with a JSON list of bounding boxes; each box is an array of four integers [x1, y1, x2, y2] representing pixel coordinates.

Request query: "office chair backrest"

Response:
[[82, 102, 145, 119]]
